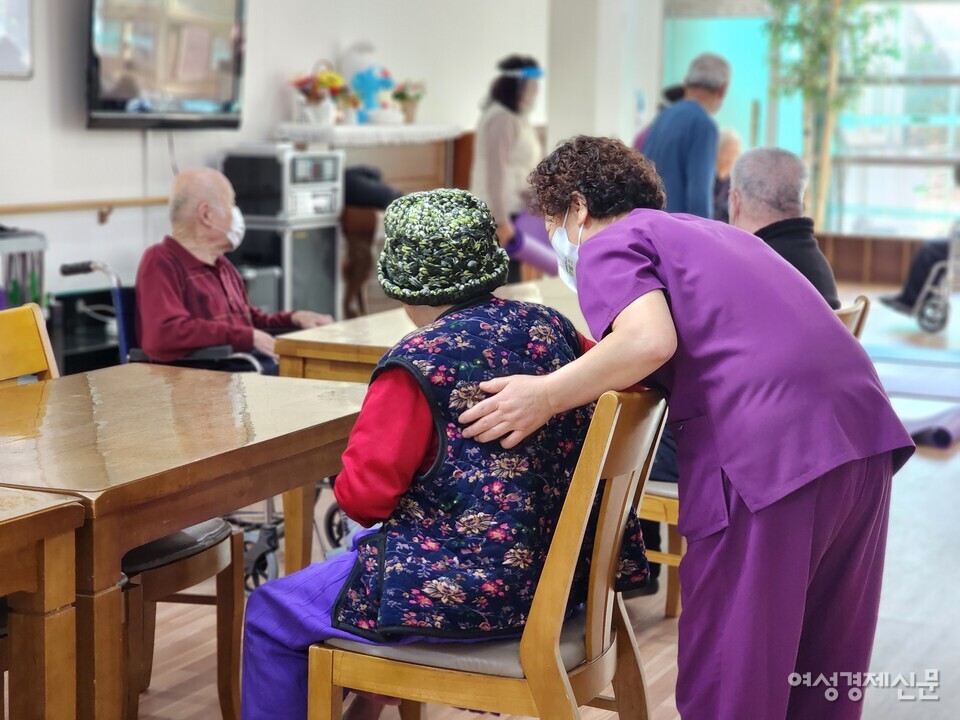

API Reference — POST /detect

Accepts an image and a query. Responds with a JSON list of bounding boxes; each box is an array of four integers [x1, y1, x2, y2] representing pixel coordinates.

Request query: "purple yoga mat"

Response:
[[506, 212, 558, 275], [900, 405, 960, 449]]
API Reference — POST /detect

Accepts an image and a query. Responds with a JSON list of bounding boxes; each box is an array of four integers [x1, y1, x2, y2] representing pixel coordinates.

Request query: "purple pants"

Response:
[[677, 453, 893, 719], [241, 537, 489, 719]]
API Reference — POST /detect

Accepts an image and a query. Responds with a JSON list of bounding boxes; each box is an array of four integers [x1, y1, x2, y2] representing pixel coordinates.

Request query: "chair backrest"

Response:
[[519, 390, 667, 669], [835, 295, 870, 339], [116, 286, 138, 364], [0, 303, 60, 387]]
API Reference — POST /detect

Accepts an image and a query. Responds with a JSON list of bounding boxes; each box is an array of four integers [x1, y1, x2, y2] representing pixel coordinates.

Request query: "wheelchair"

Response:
[[914, 223, 960, 333], [59, 260, 349, 593]]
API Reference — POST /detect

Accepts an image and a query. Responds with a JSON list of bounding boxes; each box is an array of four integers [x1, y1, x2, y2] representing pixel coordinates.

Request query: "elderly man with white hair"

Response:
[[729, 147, 841, 309], [135, 167, 332, 373], [643, 52, 731, 218]]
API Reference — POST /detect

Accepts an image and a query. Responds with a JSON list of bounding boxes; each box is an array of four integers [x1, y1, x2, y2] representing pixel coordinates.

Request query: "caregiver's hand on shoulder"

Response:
[[459, 374, 556, 449]]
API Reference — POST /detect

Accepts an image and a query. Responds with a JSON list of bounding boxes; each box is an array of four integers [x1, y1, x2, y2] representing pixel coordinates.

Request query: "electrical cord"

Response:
[[167, 131, 180, 176]]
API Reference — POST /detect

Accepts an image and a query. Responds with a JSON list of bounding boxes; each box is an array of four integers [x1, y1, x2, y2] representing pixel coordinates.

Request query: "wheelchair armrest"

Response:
[[180, 345, 235, 361], [128, 345, 264, 373]]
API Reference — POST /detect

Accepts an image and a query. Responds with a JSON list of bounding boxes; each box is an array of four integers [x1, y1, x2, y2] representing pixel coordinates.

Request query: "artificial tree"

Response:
[[767, 0, 897, 227]]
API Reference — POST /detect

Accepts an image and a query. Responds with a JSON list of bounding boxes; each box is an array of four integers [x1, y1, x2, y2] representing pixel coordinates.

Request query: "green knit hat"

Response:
[[378, 189, 510, 306]]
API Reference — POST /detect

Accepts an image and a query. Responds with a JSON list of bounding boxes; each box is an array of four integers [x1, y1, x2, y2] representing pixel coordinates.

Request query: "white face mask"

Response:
[[550, 208, 583, 294], [212, 205, 246, 250], [226, 206, 246, 250]]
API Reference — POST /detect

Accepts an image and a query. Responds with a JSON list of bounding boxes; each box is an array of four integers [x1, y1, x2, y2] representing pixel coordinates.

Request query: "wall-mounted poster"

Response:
[[0, 0, 32, 79]]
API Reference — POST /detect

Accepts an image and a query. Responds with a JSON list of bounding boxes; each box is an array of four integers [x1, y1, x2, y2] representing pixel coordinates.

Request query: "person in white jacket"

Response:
[[470, 55, 544, 267]]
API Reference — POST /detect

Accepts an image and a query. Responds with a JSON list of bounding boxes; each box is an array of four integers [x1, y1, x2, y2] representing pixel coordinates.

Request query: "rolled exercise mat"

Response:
[[507, 212, 557, 275], [902, 405, 960, 449]]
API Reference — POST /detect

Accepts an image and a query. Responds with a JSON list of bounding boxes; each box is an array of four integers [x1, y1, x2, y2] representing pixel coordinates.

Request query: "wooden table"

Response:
[[276, 277, 588, 383], [0, 488, 85, 720], [0, 364, 365, 720]]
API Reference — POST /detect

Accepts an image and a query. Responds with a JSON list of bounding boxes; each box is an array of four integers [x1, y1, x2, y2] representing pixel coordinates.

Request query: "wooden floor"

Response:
[[123, 286, 960, 719]]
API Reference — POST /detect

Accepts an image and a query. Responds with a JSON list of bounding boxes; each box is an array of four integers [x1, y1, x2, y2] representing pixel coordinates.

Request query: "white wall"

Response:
[[547, 0, 664, 149], [0, 0, 549, 293]]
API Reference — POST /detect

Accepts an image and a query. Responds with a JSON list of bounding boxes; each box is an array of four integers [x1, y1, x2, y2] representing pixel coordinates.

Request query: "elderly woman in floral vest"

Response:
[[240, 189, 649, 720]]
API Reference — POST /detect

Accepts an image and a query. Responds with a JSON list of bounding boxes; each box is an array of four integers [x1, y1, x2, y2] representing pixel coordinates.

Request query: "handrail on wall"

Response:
[[0, 196, 169, 224]]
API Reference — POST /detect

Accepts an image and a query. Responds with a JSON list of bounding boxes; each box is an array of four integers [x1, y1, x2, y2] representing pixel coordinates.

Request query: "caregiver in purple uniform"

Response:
[[460, 136, 915, 720]]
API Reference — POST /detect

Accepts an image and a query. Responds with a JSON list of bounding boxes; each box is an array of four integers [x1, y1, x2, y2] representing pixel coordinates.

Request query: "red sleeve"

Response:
[[135, 247, 253, 362], [577, 332, 597, 354], [249, 306, 295, 330], [334, 367, 438, 527]]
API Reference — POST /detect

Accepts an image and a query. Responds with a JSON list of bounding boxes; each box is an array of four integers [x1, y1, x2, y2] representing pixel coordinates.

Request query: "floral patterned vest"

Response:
[[332, 297, 648, 641]]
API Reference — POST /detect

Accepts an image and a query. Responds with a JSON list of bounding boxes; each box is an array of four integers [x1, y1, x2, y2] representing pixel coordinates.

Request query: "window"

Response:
[[832, 2, 960, 238]]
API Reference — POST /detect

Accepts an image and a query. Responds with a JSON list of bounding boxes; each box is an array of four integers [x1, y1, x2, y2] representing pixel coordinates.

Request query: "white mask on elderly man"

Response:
[[211, 205, 246, 250], [550, 207, 583, 294], [226, 206, 246, 250]]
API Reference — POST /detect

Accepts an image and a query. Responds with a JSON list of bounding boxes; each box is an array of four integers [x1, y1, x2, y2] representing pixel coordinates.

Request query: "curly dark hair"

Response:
[[528, 136, 666, 219], [487, 55, 539, 114]]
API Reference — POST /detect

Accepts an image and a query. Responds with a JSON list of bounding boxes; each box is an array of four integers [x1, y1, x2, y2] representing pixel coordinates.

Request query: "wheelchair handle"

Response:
[[60, 261, 122, 290], [59, 261, 96, 276]]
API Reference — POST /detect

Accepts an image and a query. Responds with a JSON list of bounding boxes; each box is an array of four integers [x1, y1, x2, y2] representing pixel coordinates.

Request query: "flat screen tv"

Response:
[[87, 0, 246, 130]]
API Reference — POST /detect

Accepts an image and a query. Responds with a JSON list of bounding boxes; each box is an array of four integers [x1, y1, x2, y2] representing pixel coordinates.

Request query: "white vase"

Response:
[[314, 98, 337, 126]]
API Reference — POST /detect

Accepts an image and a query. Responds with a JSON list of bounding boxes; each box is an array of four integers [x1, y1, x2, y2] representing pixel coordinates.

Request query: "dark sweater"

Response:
[[755, 217, 841, 310]]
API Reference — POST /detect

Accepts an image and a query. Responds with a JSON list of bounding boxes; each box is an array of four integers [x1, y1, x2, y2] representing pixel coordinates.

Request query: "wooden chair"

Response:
[[0, 602, 5, 719], [637, 485, 683, 618], [835, 295, 871, 339], [0, 303, 243, 720], [0, 303, 58, 388], [123, 526, 244, 720], [638, 294, 874, 621], [307, 389, 668, 720]]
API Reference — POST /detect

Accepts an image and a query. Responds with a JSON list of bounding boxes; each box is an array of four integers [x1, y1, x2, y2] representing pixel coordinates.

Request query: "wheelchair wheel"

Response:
[[243, 529, 279, 596], [918, 296, 949, 333], [323, 502, 349, 550]]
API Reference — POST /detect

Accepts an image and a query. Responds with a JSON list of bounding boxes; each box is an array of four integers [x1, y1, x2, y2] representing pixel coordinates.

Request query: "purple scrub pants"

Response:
[[677, 453, 893, 719], [240, 537, 485, 720]]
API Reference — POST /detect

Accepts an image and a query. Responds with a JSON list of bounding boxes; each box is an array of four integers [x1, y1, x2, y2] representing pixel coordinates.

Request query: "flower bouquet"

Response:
[[392, 80, 425, 123], [291, 62, 346, 125]]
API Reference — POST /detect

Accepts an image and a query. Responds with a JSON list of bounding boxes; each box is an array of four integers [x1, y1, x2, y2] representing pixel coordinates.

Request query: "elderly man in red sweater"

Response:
[[136, 168, 331, 373]]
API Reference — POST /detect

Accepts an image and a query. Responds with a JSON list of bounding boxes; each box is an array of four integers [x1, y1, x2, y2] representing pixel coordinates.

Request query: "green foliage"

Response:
[[767, 0, 899, 111]]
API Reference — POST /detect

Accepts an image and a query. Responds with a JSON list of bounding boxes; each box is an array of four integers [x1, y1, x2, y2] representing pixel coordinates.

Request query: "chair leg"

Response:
[[665, 524, 683, 619], [399, 699, 426, 720], [522, 646, 580, 720], [611, 594, 652, 720], [307, 647, 343, 720], [139, 599, 158, 691], [124, 582, 145, 719], [1, 636, 8, 720], [216, 531, 244, 720]]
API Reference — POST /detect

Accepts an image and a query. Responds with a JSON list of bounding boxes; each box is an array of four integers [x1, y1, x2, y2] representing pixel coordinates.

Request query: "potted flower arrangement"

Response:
[[291, 64, 346, 125], [392, 80, 425, 124], [337, 87, 362, 125]]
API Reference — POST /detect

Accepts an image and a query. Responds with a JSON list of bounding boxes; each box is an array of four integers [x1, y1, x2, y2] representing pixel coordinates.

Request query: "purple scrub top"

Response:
[[578, 209, 914, 540]]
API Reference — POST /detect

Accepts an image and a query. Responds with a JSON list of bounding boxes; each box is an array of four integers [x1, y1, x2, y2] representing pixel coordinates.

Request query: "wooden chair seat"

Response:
[[121, 518, 233, 576], [327, 613, 589, 679]]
